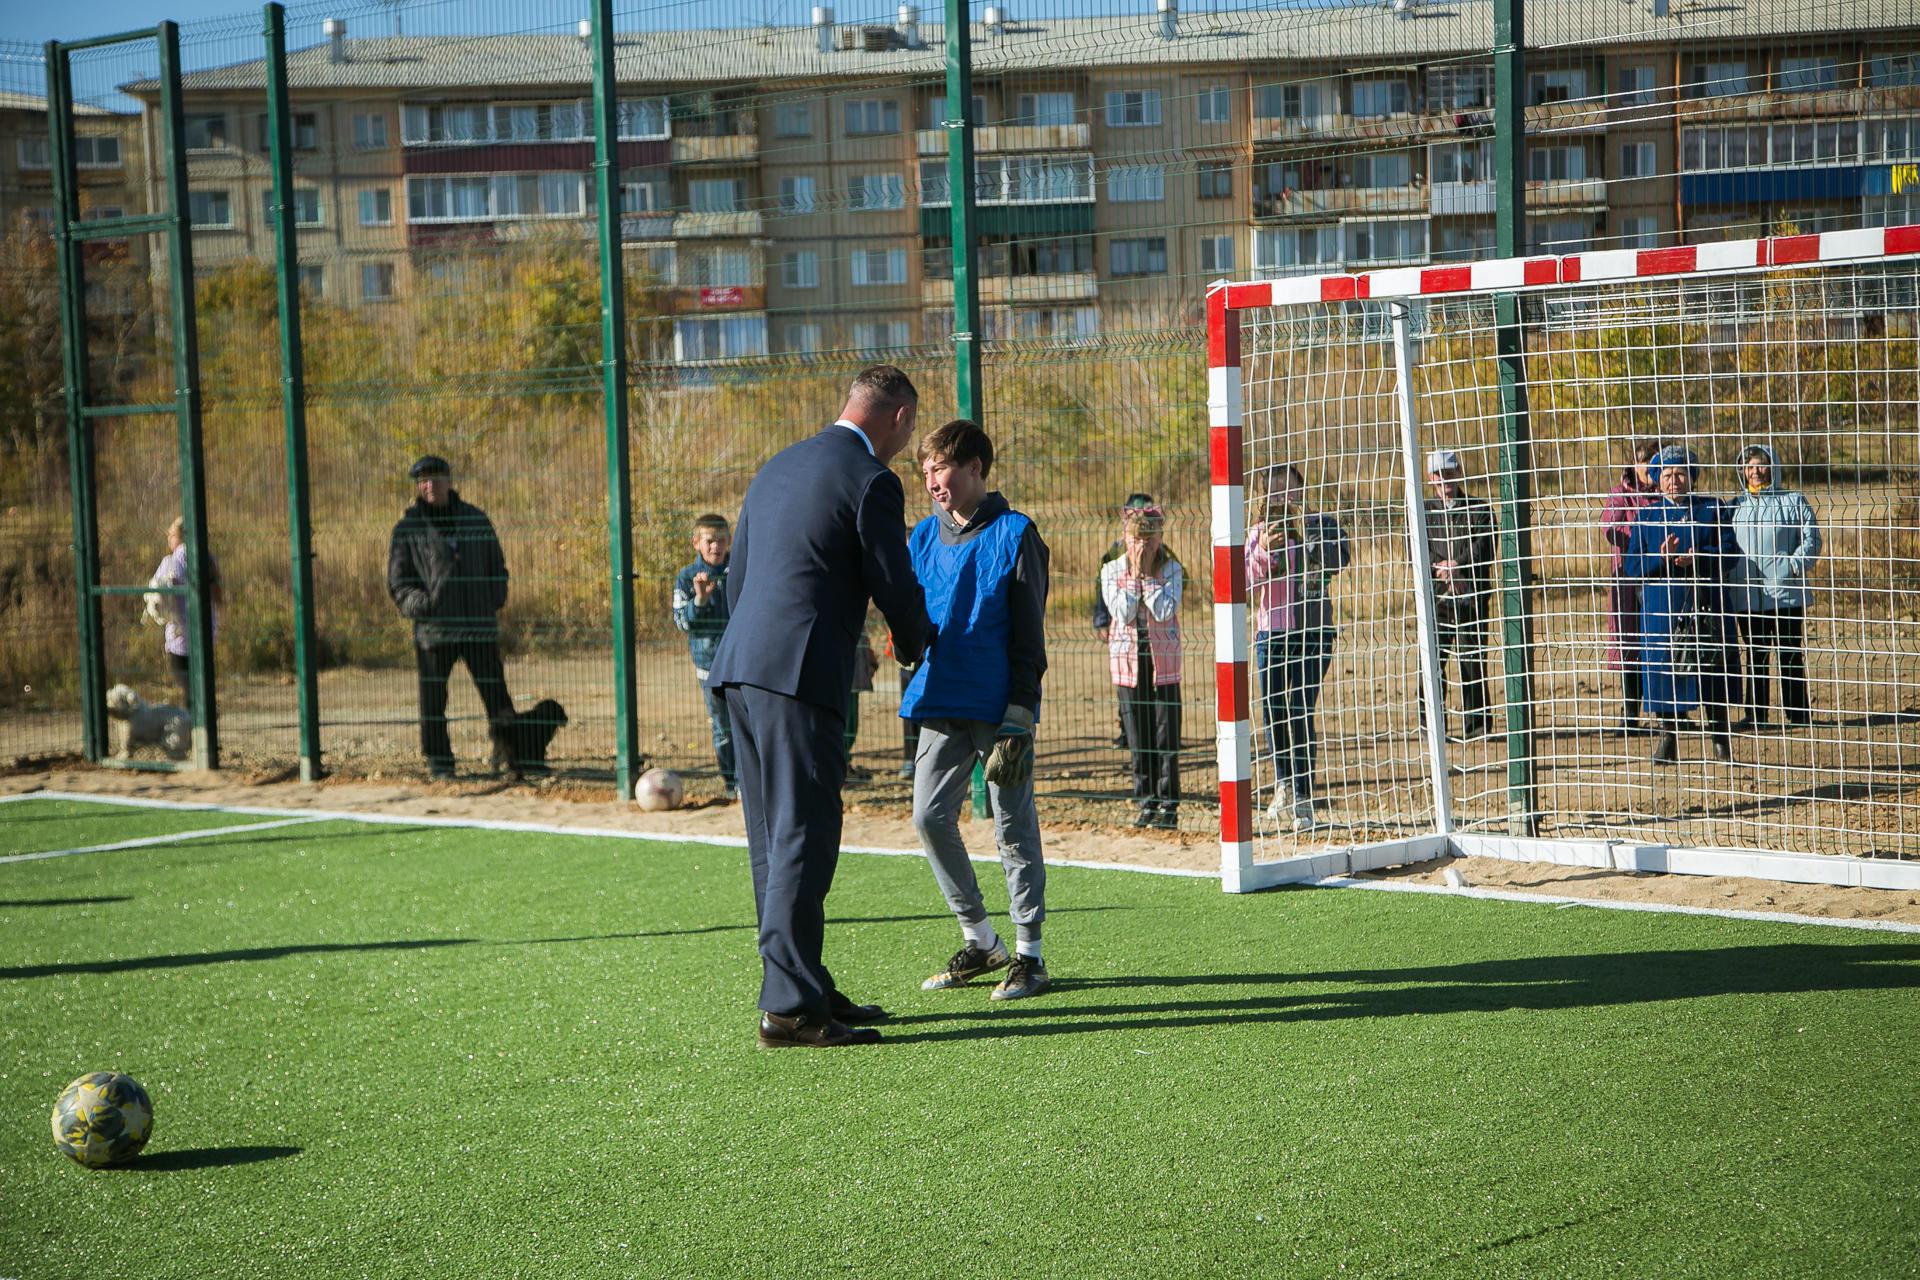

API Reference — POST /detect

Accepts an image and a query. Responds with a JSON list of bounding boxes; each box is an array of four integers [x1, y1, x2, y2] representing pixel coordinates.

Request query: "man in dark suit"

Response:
[[708, 366, 932, 1048]]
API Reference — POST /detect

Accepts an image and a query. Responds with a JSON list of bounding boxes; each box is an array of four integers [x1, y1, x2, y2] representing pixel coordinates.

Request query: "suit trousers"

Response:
[[724, 683, 850, 1017], [1433, 613, 1490, 733], [415, 638, 514, 768]]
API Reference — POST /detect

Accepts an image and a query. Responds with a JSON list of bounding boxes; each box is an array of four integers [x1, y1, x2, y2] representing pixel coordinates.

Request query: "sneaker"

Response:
[[1149, 808, 1179, 831], [991, 954, 1051, 1001], [921, 941, 1010, 991], [1291, 795, 1316, 833]]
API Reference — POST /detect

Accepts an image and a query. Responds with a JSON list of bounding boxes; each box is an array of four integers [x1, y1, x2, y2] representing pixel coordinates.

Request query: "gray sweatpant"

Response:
[[911, 716, 1046, 946]]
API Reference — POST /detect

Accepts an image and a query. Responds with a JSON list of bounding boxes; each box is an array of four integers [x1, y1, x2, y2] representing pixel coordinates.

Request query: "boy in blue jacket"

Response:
[[904, 419, 1053, 1000], [672, 512, 736, 799]]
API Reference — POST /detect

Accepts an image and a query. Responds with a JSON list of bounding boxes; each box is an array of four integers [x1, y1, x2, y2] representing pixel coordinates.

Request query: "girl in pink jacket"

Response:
[[1100, 504, 1183, 829]]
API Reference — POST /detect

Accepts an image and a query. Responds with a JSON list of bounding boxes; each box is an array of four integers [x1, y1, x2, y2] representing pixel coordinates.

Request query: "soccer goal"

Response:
[[1208, 224, 1920, 894]]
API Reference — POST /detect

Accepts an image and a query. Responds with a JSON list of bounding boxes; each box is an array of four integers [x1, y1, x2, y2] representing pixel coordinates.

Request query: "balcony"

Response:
[[621, 214, 674, 240], [658, 284, 766, 315], [671, 210, 762, 238], [1431, 181, 1495, 216], [1253, 186, 1428, 220], [921, 272, 1099, 306], [1526, 177, 1608, 210], [671, 134, 757, 164], [1679, 86, 1919, 125], [1525, 99, 1608, 133], [915, 123, 1091, 155], [1253, 113, 1468, 146]]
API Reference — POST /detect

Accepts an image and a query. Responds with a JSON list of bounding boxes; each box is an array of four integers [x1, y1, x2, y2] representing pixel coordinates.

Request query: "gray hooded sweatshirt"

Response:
[[1729, 444, 1821, 612]]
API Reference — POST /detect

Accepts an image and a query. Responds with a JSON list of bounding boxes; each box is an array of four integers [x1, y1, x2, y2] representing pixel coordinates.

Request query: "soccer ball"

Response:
[[51, 1072, 153, 1168], [635, 767, 684, 811]]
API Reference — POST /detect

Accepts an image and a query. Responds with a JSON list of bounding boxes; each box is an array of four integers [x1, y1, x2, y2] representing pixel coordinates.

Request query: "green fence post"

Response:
[[44, 43, 107, 761], [944, 0, 989, 820], [591, 0, 640, 799], [263, 3, 322, 781], [1492, 0, 1538, 835]]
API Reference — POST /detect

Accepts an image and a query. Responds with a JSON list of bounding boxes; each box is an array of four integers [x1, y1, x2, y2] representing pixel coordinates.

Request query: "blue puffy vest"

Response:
[[900, 510, 1029, 723]]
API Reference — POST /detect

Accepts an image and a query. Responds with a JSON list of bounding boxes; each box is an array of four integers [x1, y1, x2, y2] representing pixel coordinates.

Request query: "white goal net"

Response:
[[1209, 227, 1920, 892]]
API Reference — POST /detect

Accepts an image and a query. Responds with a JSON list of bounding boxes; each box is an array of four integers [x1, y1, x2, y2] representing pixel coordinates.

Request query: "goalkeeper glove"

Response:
[[983, 705, 1035, 789]]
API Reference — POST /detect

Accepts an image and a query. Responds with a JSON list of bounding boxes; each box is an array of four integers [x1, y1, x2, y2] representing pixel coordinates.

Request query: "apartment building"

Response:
[[1, 91, 149, 276], [123, 0, 1917, 361]]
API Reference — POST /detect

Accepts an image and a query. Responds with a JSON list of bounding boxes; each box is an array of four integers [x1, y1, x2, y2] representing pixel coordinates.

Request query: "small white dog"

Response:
[[105, 684, 192, 760]]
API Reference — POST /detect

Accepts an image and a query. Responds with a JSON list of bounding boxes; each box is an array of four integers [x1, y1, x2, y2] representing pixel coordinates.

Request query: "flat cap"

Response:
[[408, 455, 451, 479]]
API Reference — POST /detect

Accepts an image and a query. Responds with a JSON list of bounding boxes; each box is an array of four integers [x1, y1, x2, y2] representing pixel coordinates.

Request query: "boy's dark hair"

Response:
[[692, 512, 730, 534], [916, 418, 994, 478], [848, 365, 918, 413]]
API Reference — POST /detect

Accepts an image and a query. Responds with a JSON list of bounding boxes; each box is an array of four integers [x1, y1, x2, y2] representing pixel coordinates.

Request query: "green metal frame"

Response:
[[47, 21, 217, 770], [263, 3, 322, 781], [1492, 0, 1538, 834], [591, 0, 642, 799]]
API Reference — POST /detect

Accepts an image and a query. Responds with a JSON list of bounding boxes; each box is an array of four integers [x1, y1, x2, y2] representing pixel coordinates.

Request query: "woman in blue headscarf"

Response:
[[1621, 445, 1739, 764]]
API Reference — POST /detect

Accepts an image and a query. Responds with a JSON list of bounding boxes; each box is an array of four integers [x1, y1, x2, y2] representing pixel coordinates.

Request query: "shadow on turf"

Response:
[[123, 1145, 302, 1172], [1, 938, 473, 980], [878, 941, 1920, 1041], [0, 896, 134, 907], [506, 907, 1132, 946]]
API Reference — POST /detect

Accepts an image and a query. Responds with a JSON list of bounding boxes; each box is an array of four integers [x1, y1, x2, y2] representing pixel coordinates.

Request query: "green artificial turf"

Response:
[[1, 798, 1916, 1279], [0, 798, 292, 859]]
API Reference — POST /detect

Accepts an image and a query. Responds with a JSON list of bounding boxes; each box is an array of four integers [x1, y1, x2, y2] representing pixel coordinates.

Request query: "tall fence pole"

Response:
[[591, 0, 640, 799], [263, 3, 322, 782], [1492, 0, 1538, 835]]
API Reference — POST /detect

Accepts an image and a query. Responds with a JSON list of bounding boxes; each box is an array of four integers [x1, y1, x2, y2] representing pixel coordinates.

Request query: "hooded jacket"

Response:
[[387, 491, 509, 646], [1728, 444, 1822, 612]]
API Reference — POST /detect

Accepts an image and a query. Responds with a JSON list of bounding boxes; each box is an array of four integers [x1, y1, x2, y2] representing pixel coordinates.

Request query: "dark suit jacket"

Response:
[[707, 426, 931, 712]]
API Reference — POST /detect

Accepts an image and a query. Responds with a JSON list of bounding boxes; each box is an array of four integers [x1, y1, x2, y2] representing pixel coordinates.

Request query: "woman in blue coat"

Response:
[[1621, 446, 1739, 764]]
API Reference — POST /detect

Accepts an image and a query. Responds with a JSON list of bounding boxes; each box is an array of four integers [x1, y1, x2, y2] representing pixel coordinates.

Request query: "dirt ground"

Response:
[[5, 763, 1918, 928]]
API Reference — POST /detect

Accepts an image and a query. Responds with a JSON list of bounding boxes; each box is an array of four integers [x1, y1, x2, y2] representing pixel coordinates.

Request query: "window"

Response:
[[919, 159, 951, 207], [1013, 307, 1097, 340], [1620, 142, 1658, 178], [774, 103, 812, 137], [1109, 237, 1167, 276], [1256, 82, 1327, 120], [1200, 234, 1234, 273], [359, 188, 393, 226], [844, 99, 900, 135], [1429, 65, 1492, 110], [16, 136, 49, 168], [853, 320, 912, 352], [361, 262, 395, 300], [1349, 80, 1408, 118], [1435, 224, 1495, 262], [972, 154, 1095, 204], [1615, 65, 1657, 105], [1346, 219, 1426, 264], [674, 314, 767, 361], [620, 182, 663, 214], [685, 248, 754, 288], [1528, 145, 1589, 182], [1687, 62, 1749, 97], [73, 135, 122, 167], [687, 179, 742, 213], [1526, 69, 1588, 106], [491, 102, 585, 143], [1530, 219, 1594, 255], [1104, 90, 1162, 127], [778, 176, 816, 214], [636, 243, 676, 285], [784, 322, 821, 353], [617, 98, 669, 140], [1106, 164, 1164, 203], [1013, 93, 1075, 126], [781, 251, 819, 289], [1254, 225, 1339, 273], [1871, 54, 1920, 88], [401, 103, 483, 144], [848, 172, 904, 211], [352, 113, 388, 149], [1866, 118, 1917, 162], [927, 95, 988, 127], [184, 113, 227, 150], [406, 173, 585, 222], [259, 112, 317, 150], [292, 187, 323, 226], [1432, 140, 1492, 184], [1196, 85, 1231, 124], [1778, 57, 1839, 93], [1022, 235, 1093, 275], [1352, 152, 1411, 188], [1197, 162, 1233, 199], [297, 264, 324, 296], [188, 190, 232, 228], [851, 248, 908, 285], [1620, 216, 1659, 248]]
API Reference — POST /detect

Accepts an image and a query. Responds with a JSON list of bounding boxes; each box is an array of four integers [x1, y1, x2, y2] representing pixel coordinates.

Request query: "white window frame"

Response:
[[1106, 164, 1165, 203], [781, 250, 819, 289], [1345, 218, 1427, 265], [784, 322, 822, 353], [1528, 145, 1589, 182], [1200, 234, 1234, 273], [852, 320, 912, 353], [1104, 90, 1162, 127], [1620, 141, 1658, 178], [184, 113, 228, 150], [1349, 79, 1408, 119], [362, 262, 396, 301], [359, 187, 393, 226], [1526, 69, 1588, 106], [620, 181, 664, 214], [16, 136, 50, 169], [1197, 162, 1233, 199], [1431, 140, 1492, 185], [1688, 62, 1750, 98], [188, 189, 232, 228], [1614, 65, 1657, 106], [297, 264, 324, 296], [617, 98, 670, 141], [1778, 58, 1840, 93], [848, 172, 905, 212], [352, 112, 388, 150], [1352, 151, 1412, 189], [1108, 236, 1167, 277], [844, 98, 901, 136], [673, 314, 768, 362], [1014, 92, 1075, 127], [1870, 54, 1920, 88], [1196, 85, 1231, 124], [773, 102, 812, 138], [778, 175, 816, 214], [850, 248, 908, 286], [1620, 216, 1659, 248], [687, 178, 742, 213], [74, 135, 122, 168], [292, 187, 323, 227]]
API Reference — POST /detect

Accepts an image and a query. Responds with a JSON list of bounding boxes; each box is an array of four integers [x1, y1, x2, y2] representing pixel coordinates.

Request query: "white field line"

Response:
[[0, 816, 330, 864], [6, 790, 1911, 931]]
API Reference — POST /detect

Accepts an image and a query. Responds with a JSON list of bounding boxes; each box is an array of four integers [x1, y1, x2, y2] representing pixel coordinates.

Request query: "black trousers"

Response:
[[1435, 614, 1490, 731], [725, 683, 850, 1017], [415, 639, 515, 768], [1119, 647, 1181, 810], [1742, 608, 1809, 722]]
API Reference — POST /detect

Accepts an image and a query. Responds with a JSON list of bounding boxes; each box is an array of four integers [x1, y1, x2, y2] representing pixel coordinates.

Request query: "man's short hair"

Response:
[[848, 365, 918, 414], [916, 418, 993, 478], [692, 512, 730, 535], [1632, 438, 1661, 463]]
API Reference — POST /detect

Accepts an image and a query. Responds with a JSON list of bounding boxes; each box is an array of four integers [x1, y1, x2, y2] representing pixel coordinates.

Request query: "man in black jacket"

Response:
[[1422, 449, 1497, 740], [387, 455, 514, 780]]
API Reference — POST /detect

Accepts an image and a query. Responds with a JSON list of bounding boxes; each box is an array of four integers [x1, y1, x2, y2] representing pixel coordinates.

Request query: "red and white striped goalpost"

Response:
[[1207, 223, 1920, 895]]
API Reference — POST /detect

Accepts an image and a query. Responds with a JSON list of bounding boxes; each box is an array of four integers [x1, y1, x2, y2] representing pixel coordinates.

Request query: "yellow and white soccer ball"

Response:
[[51, 1072, 153, 1168]]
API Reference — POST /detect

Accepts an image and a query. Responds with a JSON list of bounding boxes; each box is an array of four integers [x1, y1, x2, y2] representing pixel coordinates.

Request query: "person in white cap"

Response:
[[1421, 449, 1498, 740]]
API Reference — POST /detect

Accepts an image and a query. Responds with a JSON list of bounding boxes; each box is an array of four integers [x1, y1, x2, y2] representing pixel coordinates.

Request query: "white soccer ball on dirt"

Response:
[[635, 768, 684, 812]]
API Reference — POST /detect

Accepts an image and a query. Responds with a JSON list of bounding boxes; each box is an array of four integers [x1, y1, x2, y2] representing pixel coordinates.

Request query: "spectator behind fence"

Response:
[[1101, 502, 1183, 829], [1421, 449, 1498, 742], [1730, 443, 1822, 729], [1093, 492, 1173, 746], [1602, 438, 1661, 735], [672, 512, 736, 800], [144, 516, 221, 712], [1621, 445, 1739, 765], [1245, 463, 1351, 833], [387, 454, 514, 781]]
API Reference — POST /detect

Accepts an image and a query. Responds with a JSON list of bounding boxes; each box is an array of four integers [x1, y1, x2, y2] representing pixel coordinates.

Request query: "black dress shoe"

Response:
[[757, 1012, 882, 1048], [828, 991, 890, 1024]]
